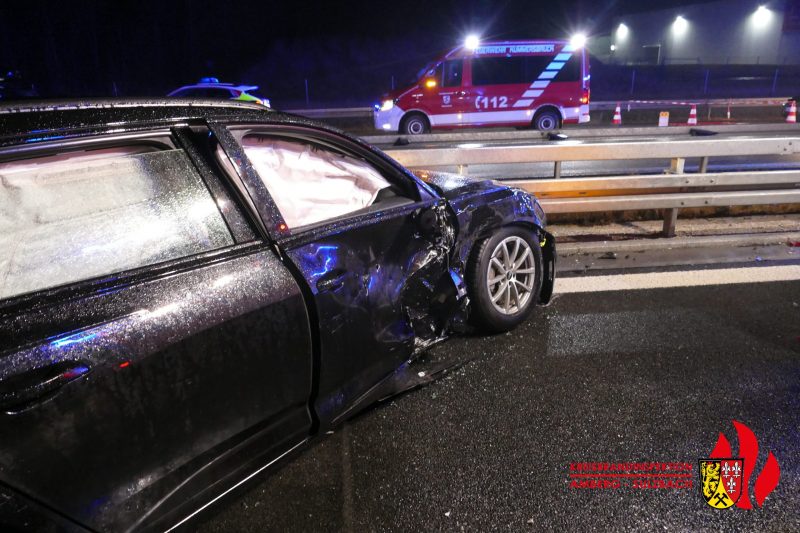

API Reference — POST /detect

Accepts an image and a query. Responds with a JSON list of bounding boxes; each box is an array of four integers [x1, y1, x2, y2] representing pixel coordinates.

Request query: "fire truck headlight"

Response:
[[380, 99, 394, 112]]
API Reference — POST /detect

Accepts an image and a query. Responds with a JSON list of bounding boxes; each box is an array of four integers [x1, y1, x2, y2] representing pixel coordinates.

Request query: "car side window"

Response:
[[0, 146, 234, 300], [239, 135, 407, 229]]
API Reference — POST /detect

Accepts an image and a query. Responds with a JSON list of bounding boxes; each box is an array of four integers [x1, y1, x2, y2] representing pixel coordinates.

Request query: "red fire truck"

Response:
[[374, 40, 590, 134]]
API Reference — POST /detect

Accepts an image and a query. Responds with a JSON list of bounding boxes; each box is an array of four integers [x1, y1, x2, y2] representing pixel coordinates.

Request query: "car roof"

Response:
[[0, 98, 339, 144]]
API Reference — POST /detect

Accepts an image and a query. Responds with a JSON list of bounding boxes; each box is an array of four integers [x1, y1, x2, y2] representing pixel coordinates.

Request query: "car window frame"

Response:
[[0, 129, 262, 312], [213, 123, 441, 244]]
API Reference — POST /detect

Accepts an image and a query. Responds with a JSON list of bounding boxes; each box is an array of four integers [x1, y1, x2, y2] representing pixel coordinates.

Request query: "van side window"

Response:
[[472, 56, 565, 85], [553, 55, 582, 82], [522, 56, 553, 80], [472, 56, 535, 85], [443, 60, 463, 88], [0, 147, 234, 299]]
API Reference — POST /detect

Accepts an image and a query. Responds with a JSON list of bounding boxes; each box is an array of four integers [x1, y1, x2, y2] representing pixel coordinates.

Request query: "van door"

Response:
[[417, 60, 469, 128], [469, 54, 552, 126], [437, 59, 469, 126]]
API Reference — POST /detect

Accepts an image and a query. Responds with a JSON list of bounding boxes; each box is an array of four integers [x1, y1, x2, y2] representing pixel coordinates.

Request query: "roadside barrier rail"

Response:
[[362, 123, 800, 146], [286, 97, 789, 121], [383, 136, 800, 236]]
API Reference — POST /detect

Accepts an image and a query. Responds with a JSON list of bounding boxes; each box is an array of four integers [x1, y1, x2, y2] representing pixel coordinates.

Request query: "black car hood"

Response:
[[410, 169, 508, 200]]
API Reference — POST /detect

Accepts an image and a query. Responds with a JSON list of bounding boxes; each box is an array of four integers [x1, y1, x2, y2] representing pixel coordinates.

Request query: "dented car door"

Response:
[[225, 126, 458, 424]]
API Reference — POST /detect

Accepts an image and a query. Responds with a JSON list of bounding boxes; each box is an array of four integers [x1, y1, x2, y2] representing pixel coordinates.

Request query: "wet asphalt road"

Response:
[[198, 279, 800, 532]]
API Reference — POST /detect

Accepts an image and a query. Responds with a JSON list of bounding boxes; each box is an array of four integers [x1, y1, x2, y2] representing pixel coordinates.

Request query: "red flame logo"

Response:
[[709, 420, 781, 509]]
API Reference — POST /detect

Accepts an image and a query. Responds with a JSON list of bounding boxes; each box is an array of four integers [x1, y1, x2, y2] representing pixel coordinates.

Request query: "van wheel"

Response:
[[533, 110, 560, 131], [467, 226, 543, 333], [401, 113, 430, 135]]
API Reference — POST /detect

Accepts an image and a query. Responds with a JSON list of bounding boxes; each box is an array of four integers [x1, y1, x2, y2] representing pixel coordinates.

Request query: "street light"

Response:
[[672, 15, 688, 37], [752, 5, 772, 28], [465, 34, 480, 50], [570, 32, 587, 49], [616, 23, 629, 40]]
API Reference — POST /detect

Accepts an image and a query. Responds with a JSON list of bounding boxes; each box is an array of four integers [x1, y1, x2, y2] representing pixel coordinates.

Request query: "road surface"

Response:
[[198, 247, 800, 532]]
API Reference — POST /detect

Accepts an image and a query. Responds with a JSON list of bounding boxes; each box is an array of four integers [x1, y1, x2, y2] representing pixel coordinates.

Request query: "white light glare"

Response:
[[465, 35, 480, 50], [616, 23, 629, 40], [752, 6, 772, 28], [610, 44, 617, 52], [570, 33, 587, 49], [672, 16, 688, 36]]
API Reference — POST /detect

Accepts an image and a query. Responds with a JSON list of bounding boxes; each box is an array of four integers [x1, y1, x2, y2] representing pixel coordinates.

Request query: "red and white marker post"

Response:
[[687, 104, 698, 126], [612, 103, 622, 125]]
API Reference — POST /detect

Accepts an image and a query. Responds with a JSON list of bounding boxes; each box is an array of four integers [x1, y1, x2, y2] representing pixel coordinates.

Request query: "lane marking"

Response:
[[555, 265, 800, 294]]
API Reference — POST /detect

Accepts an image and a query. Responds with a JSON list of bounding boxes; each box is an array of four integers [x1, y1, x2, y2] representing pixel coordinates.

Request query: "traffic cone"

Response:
[[687, 104, 697, 126], [787, 100, 797, 123], [612, 103, 622, 125]]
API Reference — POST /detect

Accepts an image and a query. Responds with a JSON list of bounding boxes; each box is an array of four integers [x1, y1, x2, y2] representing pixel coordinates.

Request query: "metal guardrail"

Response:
[[385, 135, 800, 236], [384, 136, 800, 171], [284, 107, 373, 119], [363, 123, 800, 146], [284, 97, 789, 121]]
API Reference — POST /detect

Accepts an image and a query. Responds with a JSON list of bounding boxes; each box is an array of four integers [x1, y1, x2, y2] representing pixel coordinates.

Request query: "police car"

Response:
[[168, 77, 270, 107]]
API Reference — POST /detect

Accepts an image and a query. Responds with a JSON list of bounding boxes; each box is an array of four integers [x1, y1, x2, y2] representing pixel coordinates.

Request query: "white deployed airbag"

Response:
[[241, 136, 391, 228]]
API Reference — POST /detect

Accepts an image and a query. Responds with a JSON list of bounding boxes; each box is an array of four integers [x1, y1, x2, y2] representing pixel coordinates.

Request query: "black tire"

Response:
[[533, 109, 560, 131], [401, 113, 430, 135], [467, 226, 543, 333]]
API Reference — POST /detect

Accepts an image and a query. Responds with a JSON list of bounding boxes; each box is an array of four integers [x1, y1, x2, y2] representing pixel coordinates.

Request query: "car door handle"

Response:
[[316, 269, 347, 293], [0, 362, 90, 413]]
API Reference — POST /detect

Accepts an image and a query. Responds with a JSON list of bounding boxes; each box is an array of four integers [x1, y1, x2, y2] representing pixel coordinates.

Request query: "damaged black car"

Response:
[[0, 100, 555, 531]]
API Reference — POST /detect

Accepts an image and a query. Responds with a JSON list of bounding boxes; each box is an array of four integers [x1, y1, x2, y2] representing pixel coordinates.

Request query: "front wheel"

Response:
[[533, 110, 560, 131], [401, 113, 430, 135], [467, 227, 543, 333]]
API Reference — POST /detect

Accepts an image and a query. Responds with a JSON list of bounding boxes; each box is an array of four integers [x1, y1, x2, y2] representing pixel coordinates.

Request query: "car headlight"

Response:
[[380, 99, 394, 112]]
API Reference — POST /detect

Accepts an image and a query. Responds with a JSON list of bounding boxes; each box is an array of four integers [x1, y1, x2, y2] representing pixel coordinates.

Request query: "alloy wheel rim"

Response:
[[487, 236, 536, 315], [408, 119, 424, 134]]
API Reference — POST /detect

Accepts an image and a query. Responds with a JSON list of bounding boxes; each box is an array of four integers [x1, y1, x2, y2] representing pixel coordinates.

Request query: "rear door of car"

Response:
[[214, 124, 456, 424], [0, 125, 313, 531]]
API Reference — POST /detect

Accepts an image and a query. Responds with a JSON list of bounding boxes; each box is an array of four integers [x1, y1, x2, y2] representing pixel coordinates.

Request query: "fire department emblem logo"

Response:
[[442, 94, 451, 105], [699, 459, 743, 509]]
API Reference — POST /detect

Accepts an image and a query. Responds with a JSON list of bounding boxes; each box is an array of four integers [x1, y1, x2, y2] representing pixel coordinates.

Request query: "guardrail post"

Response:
[[554, 161, 562, 179], [699, 156, 709, 174], [669, 157, 685, 174], [662, 208, 679, 237], [457, 164, 468, 175], [662, 157, 685, 237]]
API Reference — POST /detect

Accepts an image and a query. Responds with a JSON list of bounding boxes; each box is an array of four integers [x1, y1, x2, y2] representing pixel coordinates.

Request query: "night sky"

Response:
[[0, 0, 703, 106]]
